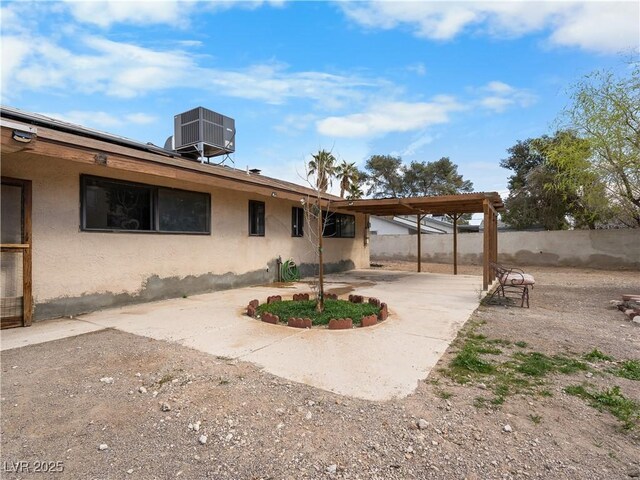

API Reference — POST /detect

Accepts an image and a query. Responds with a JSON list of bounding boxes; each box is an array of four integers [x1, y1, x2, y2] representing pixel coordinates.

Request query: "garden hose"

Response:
[[281, 259, 300, 282]]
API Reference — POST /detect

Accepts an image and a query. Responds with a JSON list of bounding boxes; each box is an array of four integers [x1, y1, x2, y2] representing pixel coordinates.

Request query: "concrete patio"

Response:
[[0, 269, 482, 401]]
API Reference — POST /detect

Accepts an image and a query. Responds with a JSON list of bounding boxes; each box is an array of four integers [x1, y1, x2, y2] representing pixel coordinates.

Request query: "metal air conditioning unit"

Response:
[[173, 107, 235, 159]]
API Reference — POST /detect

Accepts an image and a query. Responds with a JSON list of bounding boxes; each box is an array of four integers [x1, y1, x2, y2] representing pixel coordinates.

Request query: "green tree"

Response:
[[346, 182, 364, 200], [362, 155, 405, 198], [500, 132, 605, 230], [307, 149, 337, 193], [404, 157, 473, 196], [335, 161, 359, 198], [362, 154, 473, 199], [551, 63, 640, 227]]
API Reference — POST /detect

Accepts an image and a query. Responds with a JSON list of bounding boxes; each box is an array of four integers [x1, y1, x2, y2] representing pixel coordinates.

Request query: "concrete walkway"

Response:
[[0, 270, 482, 401]]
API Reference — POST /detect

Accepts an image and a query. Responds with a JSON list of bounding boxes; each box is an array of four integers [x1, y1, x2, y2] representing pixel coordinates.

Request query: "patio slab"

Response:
[[0, 270, 482, 401]]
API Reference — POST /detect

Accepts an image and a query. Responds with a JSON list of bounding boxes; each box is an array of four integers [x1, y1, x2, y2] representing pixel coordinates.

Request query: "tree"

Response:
[[303, 150, 356, 313], [551, 62, 639, 227], [500, 132, 606, 230], [346, 182, 364, 200], [307, 149, 337, 193], [362, 155, 404, 198], [404, 157, 473, 197], [361, 154, 473, 200], [335, 161, 359, 198]]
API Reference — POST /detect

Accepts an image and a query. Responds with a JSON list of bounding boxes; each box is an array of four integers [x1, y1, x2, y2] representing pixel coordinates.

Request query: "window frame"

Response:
[[80, 174, 211, 235], [248, 200, 266, 237], [322, 211, 356, 238], [291, 206, 304, 237]]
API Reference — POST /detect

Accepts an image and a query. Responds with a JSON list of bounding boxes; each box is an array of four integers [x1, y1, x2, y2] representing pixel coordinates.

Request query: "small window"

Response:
[[292, 207, 304, 237], [81, 175, 210, 234], [249, 200, 265, 236], [338, 213, 356, 238], [322, 211, 355, 238]]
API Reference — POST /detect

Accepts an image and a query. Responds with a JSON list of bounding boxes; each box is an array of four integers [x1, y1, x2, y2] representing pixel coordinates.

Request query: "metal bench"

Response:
[[488, 262, 535, 308]]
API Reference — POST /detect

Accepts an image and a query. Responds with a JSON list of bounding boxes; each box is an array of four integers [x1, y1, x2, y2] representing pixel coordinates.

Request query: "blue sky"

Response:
[[2, 0, 638, 196]]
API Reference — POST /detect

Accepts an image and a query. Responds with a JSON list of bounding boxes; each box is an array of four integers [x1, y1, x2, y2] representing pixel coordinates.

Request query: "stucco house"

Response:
[[0, 106, 368, 328]]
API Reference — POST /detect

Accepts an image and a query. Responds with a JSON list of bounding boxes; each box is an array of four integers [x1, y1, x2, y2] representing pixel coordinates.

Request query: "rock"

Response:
[[198, 435, 208, 445], [135, 373, 141, 377], [307, 400, 315, 407], [417, 419, 429, 430], [138, 386, 147, 394], [100, 377, 114, 384], [276, 407, 286, 415], [152, 391, 158, 398], [305, 411, 313, 420], [126, 469, 134, 474], [193, 421, 201, 432], [161, 402, 171, 412], [477, 383, 487, 390], [98, 444, 109, 451], [503, 424, 513, 433], [326, 464, 337, 474], [585, 372, 593, 378], [225, 433, 233, 442], [628, 467, 640, 478]]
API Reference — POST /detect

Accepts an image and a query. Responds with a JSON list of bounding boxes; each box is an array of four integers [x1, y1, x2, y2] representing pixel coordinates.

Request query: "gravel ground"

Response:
[[1, 263, 639, 479]]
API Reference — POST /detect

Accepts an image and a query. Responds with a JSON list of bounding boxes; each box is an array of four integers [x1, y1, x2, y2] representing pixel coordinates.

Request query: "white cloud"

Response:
[[66, 0, 195, 28], [125, 113, 158, 124], [339, 1, 639, 54], [394, 132, 437, 157], [39, 110, 158, 130], [64, 0, 287, 28], [40, 111, 122, 129], [316, 96, 464, 138], [1, 32, 381, 106], [477, 81, 537, 112], [407, 62, 427, 76]]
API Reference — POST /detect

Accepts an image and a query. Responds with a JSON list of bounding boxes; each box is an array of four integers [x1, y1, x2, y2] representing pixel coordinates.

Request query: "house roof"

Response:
[[372, 215, 452, 234], [333, 193, 504, 216], [0, 105, 340, 204]]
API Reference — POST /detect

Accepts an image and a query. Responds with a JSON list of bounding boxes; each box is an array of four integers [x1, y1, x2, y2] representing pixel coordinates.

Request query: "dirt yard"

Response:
[[1, 264, 639, 479]]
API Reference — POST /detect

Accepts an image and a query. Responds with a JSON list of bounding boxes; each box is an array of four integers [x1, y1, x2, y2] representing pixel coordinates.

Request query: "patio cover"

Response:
[[333, 193, 504, 290]]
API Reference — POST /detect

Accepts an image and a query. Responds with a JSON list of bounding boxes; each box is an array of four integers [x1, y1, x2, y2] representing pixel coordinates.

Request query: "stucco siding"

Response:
[[2, 154, 369, 319]]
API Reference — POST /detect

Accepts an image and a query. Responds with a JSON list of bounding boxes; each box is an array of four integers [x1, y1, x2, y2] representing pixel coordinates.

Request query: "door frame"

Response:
[[1, 177, 32, 328]]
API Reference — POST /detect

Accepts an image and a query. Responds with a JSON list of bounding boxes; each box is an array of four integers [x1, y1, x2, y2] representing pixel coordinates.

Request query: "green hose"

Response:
[[281, 259, 300, 282]]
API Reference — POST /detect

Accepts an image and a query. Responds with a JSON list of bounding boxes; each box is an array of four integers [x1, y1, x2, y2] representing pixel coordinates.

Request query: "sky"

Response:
[[1, 0, 639, 197]]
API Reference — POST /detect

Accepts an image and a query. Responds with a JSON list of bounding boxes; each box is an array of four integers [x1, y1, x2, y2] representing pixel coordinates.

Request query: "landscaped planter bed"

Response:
[[246, 295, 388, 329]]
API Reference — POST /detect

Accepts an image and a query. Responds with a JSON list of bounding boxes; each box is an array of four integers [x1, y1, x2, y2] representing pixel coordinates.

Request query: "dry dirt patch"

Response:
[[1, 264, 639, 479]]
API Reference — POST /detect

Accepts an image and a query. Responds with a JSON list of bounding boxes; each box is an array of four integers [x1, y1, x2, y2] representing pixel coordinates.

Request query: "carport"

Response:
[[333, 192, 505, 290]]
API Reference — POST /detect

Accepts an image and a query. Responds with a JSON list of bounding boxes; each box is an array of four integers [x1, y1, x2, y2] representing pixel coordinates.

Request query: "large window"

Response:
[[81, 175, 210, 234], [248, 200, 265, 236], [322, 211, 356, 238], [291, 207, 304, 237]]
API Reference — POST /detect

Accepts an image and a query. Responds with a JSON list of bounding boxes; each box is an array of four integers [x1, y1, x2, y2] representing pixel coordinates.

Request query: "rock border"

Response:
[[245, 294, 389, 329]]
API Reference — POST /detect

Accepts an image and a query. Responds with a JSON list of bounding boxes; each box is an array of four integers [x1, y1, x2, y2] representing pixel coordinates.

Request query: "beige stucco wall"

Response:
[[371, 230, 640, 269], [2, 154, 369, 318]]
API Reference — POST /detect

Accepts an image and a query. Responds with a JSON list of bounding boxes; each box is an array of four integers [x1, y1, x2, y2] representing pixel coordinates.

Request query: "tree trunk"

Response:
[[317, 202, 324, 312]]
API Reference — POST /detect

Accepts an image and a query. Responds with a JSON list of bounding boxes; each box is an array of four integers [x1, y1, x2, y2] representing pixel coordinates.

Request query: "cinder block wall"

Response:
[[371, 230, 640, 269]]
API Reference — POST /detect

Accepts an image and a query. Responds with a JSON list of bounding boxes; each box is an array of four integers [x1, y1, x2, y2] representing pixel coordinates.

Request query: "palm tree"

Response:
[[335, 161, 359, 198], [346, 182, 364, 200], [308, 149, 337, 193]]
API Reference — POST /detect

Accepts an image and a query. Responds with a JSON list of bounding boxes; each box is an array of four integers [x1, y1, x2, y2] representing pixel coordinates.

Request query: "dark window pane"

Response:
[[249, 201, 265, 236], [322, 211, 337, 237], [158, 188, 209, 233], [1, 184, 23, 243], [84, 178, 152, 231], [339, 214, 356, 238], [292, 207, 304, 237]]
